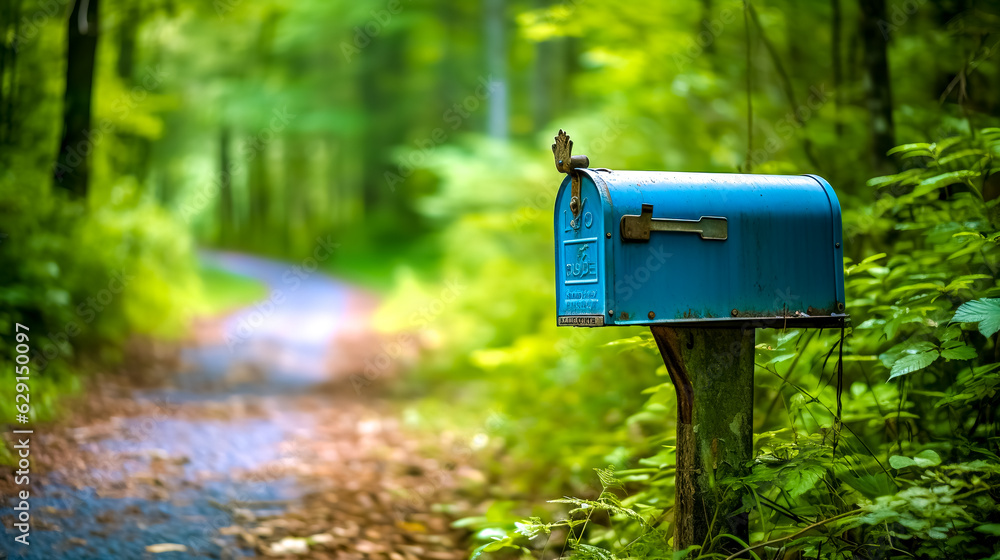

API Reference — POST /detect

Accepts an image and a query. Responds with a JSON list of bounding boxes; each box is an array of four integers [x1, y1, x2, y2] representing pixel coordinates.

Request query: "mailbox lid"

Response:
[[596, 169, 845, 327]]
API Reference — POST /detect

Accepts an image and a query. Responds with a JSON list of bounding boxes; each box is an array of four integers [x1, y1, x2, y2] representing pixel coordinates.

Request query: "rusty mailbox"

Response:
[[552, 131, 846, 329]]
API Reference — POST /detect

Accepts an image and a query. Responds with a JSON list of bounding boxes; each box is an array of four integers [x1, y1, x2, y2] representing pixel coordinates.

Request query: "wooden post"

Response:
[[650, 326, 754, 553]]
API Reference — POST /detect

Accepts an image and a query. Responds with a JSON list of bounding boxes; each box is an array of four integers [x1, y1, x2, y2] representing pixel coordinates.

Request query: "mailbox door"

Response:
[[595, 170, 845, 327], [554, 173, 615, 326]]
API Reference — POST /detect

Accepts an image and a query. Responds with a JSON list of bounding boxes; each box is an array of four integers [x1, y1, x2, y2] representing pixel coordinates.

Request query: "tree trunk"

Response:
[[248, 143, 270, 248], [0, 0, 10, 144], [832, 0, 844, 138], [748, 4, 821, 169], [284, 134, 309, 253], [859, 0, 895, 170], [54, 0, 100, 198], [116, 0, 139, 79], [700, 0, 715, 55], [2, 0, 20, 144], [0, 0, 21, 143], [484, 0, 507, 139], [218, 126, 233, 244], [650, 326, 755, 553]]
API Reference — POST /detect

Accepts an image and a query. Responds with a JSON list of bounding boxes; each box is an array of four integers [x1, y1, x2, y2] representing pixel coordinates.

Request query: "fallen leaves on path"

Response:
[[2, 379, 484, 560], [224, 394, 481, 559]]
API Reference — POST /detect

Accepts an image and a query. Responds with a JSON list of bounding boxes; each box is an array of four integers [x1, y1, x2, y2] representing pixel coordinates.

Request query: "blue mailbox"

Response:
[[552, 131, 846, 328]]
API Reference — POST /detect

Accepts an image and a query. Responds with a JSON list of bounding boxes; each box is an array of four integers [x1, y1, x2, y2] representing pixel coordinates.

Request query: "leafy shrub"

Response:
[[0, 176, 199, 427]]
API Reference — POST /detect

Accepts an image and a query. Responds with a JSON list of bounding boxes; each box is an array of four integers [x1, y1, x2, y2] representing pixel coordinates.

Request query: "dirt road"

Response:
[[1, 252, 476, 560]]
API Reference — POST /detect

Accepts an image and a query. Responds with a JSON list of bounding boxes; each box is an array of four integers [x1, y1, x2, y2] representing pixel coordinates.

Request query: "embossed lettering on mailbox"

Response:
[[563, 239, 598, 284]]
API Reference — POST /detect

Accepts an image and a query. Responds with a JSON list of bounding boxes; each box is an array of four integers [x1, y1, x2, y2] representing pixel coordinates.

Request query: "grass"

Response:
[[196, 262, 269, 315]]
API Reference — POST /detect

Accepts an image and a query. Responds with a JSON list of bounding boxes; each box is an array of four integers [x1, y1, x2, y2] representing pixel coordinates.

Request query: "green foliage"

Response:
[[196, 261, 268, 315], [483, 468, 670, 559], [384, 121, 1000, 560], [0, 175, 198, 431], [843, 460, 1000, 558]]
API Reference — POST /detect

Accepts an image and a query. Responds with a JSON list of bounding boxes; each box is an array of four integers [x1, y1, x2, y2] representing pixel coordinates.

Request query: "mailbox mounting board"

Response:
[[554, 169, 846, 328]]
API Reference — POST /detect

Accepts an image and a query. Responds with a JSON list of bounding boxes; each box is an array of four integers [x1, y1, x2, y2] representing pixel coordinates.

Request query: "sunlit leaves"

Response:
[[913, 170, 982, 198], [887, 143, 935, 158], [470, 536, 527, 560], [845, 252, 887, 276], [513, 517, 550, 539], [936, 149, 988, 166], [595, 466, 626, 494], [604, 334, 657, 351]]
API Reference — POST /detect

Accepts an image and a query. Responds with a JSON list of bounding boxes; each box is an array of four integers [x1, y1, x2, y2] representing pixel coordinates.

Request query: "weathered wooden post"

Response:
[[550, 130, 846, 552], [650, 327, 754, 549]]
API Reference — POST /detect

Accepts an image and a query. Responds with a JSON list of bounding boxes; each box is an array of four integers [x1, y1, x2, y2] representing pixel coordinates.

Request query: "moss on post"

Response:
[[650, 326, 755, 553]]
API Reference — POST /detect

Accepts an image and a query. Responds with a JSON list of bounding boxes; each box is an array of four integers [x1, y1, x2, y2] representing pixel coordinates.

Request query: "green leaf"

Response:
[[940, 344, 977, 360], [879, 341, 937, 368], [952, 298, 1000, 337], [934, 136, 966, 153], [451, 516, 488, 528], [574, 544, 618, 560], [841, 473, 897, 498], [914, 449, 942, 467], [888, 351, 939, 380], [471, 537, 522, 560], [975, 363, 1000, 376], [862, 253, 888, 264], [514, 518, 549, 539], [673, 545, 701, 560], [914, 170, 982, 197], [937, 149, 988, 166], [766, 353, 796, 365], [890, 455, 917, 469], [890, 450, 942, 469], [595, 466, 624, 493], [936, 325, 963, 342], [888, 282, 943, 296], [941, 274, 992, 293], [887, 143, 933, 156], [783, 464, 825, 497], [975, 524, 1000, 536], [476, 528, 509, 541], [948, 241, 986, 260], [867, 174, 906, 188]]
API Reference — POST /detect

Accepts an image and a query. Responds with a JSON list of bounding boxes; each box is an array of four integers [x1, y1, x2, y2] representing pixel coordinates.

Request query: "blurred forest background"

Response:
[[3, 0, 1000, 557]]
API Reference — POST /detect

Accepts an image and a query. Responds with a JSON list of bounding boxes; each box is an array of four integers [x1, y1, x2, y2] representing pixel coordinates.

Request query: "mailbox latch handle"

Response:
[[552, 130, 590, 225], [620, 204, 728, 242]]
